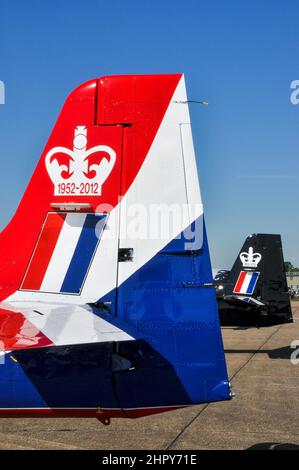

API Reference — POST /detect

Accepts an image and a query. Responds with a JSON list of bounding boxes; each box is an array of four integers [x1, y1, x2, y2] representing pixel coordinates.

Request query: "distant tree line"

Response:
[[285, 261, 299, 272]]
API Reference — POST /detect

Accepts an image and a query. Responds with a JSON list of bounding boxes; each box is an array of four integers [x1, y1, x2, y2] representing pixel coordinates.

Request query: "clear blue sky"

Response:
[[0, 0, 298, 268]]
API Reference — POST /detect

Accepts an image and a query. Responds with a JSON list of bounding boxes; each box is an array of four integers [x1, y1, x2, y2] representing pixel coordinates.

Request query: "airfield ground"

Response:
[[0, 303, 298, 450]]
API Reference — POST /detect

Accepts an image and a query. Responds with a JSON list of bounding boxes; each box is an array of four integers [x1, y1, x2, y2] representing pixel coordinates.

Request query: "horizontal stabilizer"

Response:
[[0, 301, 135, 351], [224, 295, 265, 306]]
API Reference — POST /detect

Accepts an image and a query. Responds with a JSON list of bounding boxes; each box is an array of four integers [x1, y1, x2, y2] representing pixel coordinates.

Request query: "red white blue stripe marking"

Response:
[[21, 212, 107, 294], [233, 271, 260, 295]]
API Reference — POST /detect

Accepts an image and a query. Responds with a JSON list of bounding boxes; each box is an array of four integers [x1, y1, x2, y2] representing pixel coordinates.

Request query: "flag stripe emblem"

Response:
[[21, 212, 107, 294], [60, 214, 103, 294], [247, 272, 259, 294], [234, 271, 246, 293], [40, 213, 86, 292], [233, 271, 259, 295], [21, 213, 66, 290]]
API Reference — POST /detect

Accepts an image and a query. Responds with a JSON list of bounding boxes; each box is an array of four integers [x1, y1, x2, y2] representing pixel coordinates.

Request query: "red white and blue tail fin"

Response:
[[0, 75, 231, 417], [1, 74, 202, 307]]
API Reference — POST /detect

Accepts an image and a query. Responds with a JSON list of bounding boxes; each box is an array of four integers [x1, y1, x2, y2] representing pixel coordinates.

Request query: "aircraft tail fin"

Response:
[[216, 234, 293, 326], [0, 74, 231, 412]]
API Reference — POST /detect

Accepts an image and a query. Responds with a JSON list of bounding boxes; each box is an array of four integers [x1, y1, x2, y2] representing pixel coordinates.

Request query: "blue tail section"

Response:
[[113, 218, 230, 407]]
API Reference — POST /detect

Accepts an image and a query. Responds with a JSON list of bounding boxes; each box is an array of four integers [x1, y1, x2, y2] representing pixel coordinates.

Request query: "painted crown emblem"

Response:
[[240, 247, 262, 268], [45, 126, 116, 196]]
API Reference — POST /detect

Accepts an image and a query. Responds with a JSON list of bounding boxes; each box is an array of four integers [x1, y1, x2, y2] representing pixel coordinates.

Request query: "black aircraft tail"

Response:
[[215, 234, 293, 327]]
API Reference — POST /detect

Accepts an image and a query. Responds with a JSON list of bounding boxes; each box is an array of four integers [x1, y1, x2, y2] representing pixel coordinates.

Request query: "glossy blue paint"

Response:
[[0, 354, 48, 408], [114, 217, 230, 406]]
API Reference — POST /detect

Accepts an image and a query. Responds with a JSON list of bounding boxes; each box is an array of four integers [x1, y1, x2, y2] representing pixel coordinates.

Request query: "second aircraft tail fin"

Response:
[[215, 234, 293, 326]]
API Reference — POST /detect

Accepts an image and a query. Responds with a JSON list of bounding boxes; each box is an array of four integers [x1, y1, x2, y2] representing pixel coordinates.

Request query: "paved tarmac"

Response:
[[0, 303, 298, 450]]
